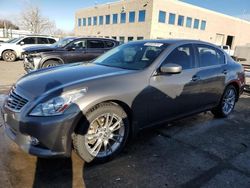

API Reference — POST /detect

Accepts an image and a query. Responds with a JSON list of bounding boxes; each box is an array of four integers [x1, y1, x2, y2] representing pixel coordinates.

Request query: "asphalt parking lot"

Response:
[[1, 60, 250, 188]]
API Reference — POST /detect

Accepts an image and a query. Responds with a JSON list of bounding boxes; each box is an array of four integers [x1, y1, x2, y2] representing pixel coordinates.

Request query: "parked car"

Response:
[[0, 35, 57, 62], [1, 40, 245, 163], [23, 37, 119, 72]]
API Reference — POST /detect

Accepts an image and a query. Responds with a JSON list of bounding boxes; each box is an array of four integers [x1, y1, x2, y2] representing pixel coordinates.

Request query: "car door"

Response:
[[194, 44, 226, 107], [85, 40, 106, 61], [64, 39, 87, 63], [146, 44, 202, 125]]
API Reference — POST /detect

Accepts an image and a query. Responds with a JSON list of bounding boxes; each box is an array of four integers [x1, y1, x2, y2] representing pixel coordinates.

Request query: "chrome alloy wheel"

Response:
[[85, 113, 125, 158], [4, 51, 15, 61], [222, 88, 236, 115]]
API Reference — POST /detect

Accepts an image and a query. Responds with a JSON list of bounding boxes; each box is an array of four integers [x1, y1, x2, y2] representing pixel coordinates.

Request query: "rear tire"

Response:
[[73, 103, 130, 163], [211, 85, 237, 118], [42, 60, 60, 68], [2, 50, 16, 62]]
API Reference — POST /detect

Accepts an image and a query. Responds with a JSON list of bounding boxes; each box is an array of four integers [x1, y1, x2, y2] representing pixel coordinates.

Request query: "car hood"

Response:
[[23, 46, 60, 54], [16, 63, 134, 98]]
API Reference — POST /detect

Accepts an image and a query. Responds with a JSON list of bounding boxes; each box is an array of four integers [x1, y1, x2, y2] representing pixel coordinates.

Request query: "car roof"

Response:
[[129, 39, 215, 45], [74, 37, 118, 42]]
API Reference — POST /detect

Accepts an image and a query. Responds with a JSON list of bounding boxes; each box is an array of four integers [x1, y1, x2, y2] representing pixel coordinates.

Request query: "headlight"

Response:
[[29, 88, 87, 116]]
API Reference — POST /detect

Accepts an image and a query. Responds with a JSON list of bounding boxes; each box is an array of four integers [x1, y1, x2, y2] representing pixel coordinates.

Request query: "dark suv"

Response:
[[23, 37, 119, 72]]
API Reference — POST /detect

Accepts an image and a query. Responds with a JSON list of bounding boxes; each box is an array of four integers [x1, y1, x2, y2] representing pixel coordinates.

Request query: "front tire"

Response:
[[2, 50, 16, 62], [211, 85, 237, 118], [73, 103, 130, 163], [42, 60, 60, 68]]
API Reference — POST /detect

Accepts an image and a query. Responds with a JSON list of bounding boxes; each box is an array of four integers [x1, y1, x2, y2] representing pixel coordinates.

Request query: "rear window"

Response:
[[48, 38, 56, 44], [105, 41, 115, 48], [87, 40, 105, 48], [197, 45, 225, 67]]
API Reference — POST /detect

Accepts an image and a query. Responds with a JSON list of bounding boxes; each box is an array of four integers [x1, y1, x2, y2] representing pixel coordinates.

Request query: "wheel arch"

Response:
[[39, 57, 64, 68], [226, 81, 240, 101], [2, 49, 17, 57]]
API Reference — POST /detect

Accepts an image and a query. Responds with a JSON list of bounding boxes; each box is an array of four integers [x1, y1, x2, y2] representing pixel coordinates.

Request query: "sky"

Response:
[[0, 0, 250, 32]]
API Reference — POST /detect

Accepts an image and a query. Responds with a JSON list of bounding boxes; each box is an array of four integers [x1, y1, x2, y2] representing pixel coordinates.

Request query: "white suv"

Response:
[[0, 36, 57, 62]]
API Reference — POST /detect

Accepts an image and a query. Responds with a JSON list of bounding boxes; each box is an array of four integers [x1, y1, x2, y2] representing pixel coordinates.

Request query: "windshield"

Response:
[[94, 42, 167, 70], [5, 38, 18, 43], [8, 37, 21, 43], [52, 38, 75, 48]]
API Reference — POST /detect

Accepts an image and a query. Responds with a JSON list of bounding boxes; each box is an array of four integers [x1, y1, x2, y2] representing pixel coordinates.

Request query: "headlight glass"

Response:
[[29, 88, 87, 116]]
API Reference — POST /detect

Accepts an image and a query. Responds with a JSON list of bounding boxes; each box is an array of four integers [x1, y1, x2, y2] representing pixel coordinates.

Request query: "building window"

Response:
[[113, 14, 118, 24], [138, 10, 146, 22], [169, 13, 176, 25], [78, 18, 81, 27], [121, 13, 126, 23], [88, 17, 91, 26], [112, 36, 117, 40], [99, 16, 103, 25], [201, 20, 206, 30], [186, 17, 192, 28], [129, 11, 135, 23], [119, 36, 125, 44], [128, 37, 134, 41], [178, 15, 184, 26], [106, 15, 110, 24], [137, 37, 144, 40], [82, 18, 86, 26], [194, 19, 199, 29], [158, 11, 166, 23], [93, 16, 97, 25]]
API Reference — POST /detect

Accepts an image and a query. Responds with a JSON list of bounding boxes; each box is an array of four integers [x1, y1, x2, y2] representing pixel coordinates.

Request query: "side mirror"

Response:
[[20, 41, 25, 46], [160, 63, 182, 74]]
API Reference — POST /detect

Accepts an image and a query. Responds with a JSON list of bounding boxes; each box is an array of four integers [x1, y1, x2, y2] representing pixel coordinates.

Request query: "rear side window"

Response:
[[37, 37, 49, 44], [197, 45, 225, 67], [48, 38, 56, 44], [105, 41, 115, 48], [21, 37, 36, 44], [87, 40, 104, 48], [163, 44, 195, 70]]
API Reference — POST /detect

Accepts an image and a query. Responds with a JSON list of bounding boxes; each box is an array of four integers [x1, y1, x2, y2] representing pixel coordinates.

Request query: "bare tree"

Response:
[[19, 6, 54, 34]]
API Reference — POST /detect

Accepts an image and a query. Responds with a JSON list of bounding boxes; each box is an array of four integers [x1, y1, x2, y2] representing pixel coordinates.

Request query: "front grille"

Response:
[[6, 88, 28, 112]]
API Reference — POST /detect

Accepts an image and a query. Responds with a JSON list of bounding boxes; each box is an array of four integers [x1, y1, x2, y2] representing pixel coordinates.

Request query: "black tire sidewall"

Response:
[[73, 103, 130, 163], [42, 60, 60, 68]]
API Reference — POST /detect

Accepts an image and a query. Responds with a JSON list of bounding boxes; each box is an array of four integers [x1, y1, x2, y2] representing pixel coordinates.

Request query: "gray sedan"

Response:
[[1, 40, 245, 163]]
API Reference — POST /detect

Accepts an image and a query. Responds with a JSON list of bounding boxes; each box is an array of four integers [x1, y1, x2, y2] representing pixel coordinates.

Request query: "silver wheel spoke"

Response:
[[109, 119, 122, 131], [90, 139, 103, 155]]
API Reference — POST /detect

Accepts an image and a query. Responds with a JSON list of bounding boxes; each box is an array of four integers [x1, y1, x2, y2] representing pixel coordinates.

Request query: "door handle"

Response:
[[222, 69, 228, 75], [191, 75, 201, 82]]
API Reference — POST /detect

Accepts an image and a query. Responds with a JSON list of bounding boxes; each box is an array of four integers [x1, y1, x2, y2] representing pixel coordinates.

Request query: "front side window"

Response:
[[129, 11, 135, 23], [163, 44, 194, 70], [138, 10, 146, 22], [99, 16, 103, 25], [158, 11, 166, 23], [106, 15, 110, 24], [93, 16, 97, 25], [201, 20, 206, 30], [48, 38, 56, 44], [178, 15, 184, 26], [21, 37, 36, 44], [69, 40, 86, 50], [113, 14, 118, 24], [197, 45, 225, 67], [105, 41, 115, 48], [186, 17, 192, 28], [128, 37, 134, 41], [121, 13, 126, 23], [88, 17, 92, 26], [94, 42, 167, 70], [87, 40, 104, 48], [169, 13, 176, 25], [194, 19, 199, 29]]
